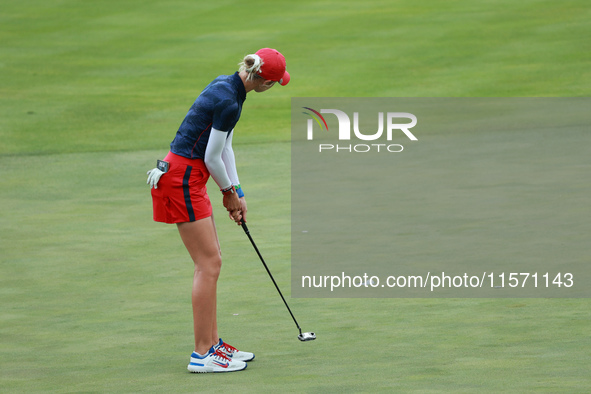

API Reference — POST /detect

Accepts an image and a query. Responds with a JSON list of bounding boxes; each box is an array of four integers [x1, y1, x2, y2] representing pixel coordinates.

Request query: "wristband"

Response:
[[235, 184, 244, 198], [221, 185, 235, 196]]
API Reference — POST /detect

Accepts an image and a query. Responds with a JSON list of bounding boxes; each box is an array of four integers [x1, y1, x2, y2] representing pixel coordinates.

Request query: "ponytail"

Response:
[[238, 54, 264, 82]]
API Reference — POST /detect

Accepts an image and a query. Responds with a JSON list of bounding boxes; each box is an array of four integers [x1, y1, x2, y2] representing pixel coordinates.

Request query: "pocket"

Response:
[[166, 163, 187, 188], [188, 166, 206, 186]]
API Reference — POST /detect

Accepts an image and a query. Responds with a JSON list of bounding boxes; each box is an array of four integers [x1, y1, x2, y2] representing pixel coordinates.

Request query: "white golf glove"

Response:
[[146, 168, 164, 189]]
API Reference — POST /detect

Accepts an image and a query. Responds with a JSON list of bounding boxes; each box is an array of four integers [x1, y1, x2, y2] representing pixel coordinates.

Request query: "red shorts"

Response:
[[151, 152, 212, 223]]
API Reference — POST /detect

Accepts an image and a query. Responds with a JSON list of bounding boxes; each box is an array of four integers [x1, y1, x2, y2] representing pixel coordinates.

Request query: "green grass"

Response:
[[1, 0, 590, 392]]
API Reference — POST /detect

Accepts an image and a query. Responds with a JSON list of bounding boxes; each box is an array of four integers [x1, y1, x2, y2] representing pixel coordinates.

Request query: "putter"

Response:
[[241, 221, 316, 342]]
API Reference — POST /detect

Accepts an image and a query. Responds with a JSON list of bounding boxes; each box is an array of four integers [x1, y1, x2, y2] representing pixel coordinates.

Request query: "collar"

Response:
[[231, 72, 247, 102]]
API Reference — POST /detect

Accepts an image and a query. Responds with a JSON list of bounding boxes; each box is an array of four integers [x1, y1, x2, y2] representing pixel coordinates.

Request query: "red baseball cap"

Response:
[[255, 48, 290, 86]]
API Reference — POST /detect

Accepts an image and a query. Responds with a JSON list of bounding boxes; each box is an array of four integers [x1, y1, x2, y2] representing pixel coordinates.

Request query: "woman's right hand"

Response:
[[223, 192, 242, 223]]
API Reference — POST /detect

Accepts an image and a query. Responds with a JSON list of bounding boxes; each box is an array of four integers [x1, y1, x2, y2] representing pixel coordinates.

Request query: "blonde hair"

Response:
[[238, 54, 264, 82]]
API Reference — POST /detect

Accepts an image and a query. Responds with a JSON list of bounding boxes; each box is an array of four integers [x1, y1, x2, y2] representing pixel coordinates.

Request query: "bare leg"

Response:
[[177, 217, 221, 355], [210, 211, 220, 346]]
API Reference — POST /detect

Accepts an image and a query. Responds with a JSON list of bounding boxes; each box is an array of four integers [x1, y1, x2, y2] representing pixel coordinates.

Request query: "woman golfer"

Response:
[[146, 48, 289, 373]]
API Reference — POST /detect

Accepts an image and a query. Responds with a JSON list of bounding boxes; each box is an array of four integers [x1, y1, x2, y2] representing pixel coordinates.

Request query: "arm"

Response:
[[221, 130, 240, 187], [204, 127, 233, 190], [204, 128, 242, 222], [221, 130, 247, 221]]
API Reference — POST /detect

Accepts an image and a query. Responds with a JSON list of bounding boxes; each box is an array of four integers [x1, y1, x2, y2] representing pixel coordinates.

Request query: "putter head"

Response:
[[298, 332, 316, 341]]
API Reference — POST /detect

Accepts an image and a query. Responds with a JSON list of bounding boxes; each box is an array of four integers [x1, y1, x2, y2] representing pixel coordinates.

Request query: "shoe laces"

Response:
[[212, 347, 232, 362], [220, 342, 238, 355]]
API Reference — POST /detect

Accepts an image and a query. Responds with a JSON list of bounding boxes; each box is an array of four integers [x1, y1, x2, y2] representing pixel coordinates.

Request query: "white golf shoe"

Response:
[[187, 347, 247, 373], [215, 338, 255, 362]]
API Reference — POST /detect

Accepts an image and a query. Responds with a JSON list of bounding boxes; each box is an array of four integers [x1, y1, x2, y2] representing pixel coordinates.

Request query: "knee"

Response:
[[196, 254, 222, 280]]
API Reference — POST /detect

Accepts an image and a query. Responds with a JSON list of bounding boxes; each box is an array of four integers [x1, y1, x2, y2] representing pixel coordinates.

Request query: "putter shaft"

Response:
[[241, 222, 302, 335]]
